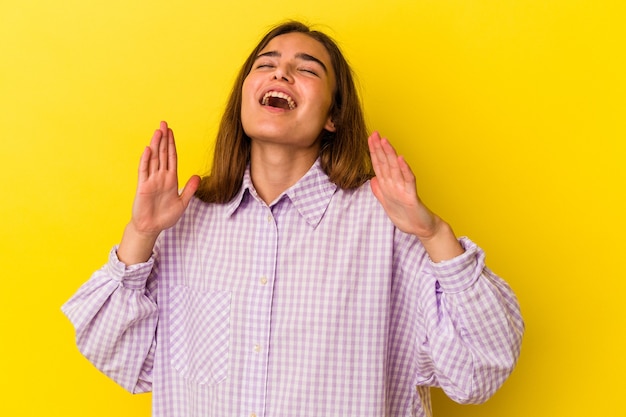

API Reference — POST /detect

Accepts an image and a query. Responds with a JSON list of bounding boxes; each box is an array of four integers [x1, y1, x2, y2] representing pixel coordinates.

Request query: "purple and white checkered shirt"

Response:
[[62, 159, 523, 417]]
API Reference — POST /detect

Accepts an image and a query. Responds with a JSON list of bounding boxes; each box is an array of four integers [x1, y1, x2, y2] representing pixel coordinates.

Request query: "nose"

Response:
[[272, 64, 293, 83]]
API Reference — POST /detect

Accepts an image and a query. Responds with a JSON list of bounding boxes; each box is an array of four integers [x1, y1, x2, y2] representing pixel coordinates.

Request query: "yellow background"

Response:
[[1, 0, 624, 415]]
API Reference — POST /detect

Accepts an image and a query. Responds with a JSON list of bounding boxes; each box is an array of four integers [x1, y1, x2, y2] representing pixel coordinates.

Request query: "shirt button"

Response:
[[250, 413, 257, 417], [259, 276, 268, 285], [254, 344, 261, 353], [266, 214, 272, 223]]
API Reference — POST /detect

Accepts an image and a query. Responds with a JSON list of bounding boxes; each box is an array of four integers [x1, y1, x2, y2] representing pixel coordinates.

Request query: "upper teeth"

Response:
[[262, 91, 296, 110]]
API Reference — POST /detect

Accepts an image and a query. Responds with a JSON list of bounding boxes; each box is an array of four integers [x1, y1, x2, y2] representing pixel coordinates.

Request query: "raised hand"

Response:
[[117, 121, 200, 265], [368, 131, 463, 262]]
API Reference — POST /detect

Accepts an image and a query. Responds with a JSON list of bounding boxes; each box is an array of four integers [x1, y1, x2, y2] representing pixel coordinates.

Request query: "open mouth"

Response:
[[261, 91, 297, 110]]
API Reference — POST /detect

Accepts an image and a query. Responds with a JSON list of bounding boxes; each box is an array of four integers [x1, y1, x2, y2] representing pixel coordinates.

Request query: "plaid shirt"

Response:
[[62, 159, 523, 417]]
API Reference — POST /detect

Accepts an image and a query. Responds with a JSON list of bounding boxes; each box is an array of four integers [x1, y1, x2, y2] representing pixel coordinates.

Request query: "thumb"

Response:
[[369, 177, 384, 205], [179, 175, 201, 207]]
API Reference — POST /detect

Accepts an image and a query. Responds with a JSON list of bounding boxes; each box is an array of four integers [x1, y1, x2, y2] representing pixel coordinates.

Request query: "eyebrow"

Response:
[[255, 51, 329, 74]]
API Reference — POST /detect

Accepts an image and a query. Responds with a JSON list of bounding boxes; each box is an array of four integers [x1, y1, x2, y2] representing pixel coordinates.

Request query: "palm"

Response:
[[368, 132, 437, 238], [131, 122, 200, 235]]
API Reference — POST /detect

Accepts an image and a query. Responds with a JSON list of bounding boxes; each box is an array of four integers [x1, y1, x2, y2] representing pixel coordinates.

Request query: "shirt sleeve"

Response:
[[61, 246, 158, 394], [409, 236, 524, 404]]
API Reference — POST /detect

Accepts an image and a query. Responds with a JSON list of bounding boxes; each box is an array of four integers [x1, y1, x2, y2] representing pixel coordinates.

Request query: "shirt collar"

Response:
[[225, 159, 338, 228]]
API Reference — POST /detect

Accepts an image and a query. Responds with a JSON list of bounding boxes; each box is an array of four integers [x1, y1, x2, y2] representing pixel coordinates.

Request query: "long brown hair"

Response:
[[195, 21, 373, 204]]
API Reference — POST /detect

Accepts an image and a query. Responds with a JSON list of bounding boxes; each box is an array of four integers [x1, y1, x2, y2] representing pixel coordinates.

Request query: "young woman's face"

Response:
[[241, 32, 336, 151]]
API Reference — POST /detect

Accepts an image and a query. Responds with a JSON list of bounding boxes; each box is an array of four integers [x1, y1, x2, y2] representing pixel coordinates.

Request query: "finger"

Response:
[[167, 125, 177, 173], [158, 121, 169, 171], [397, 155, 417, 194], [368, 132, 390, 179], [148, 128, 162, 175], [379, 137, 405, 186], [138, 146, 151, 183], [372, 133, 403, 188]]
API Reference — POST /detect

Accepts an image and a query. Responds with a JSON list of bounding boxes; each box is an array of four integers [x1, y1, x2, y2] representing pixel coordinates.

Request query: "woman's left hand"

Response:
[[368, 131, 464, 261]]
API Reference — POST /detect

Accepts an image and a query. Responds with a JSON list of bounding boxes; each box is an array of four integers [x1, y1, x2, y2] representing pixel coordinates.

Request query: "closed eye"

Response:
[[299, 68, 319, 76]]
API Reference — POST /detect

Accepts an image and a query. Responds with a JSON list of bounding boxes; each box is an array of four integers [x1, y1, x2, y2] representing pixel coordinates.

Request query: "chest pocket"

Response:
[[169, 284, 231, 385]]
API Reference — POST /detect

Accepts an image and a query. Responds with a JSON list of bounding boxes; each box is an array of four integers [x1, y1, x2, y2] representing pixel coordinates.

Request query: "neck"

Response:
[[250, 141, 319, 204]]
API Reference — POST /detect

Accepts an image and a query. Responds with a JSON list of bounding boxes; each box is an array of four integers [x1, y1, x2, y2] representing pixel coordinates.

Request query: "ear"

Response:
[[324, 116, 336, 132]]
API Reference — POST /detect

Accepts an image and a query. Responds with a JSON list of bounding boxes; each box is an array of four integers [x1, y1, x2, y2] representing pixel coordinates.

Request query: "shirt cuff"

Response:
[[428, 237, 486, 293], [105, 246, 155, 290]]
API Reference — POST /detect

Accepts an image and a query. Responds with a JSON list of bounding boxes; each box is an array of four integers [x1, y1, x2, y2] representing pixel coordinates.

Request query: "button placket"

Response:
[[240, 205, 277, 417]]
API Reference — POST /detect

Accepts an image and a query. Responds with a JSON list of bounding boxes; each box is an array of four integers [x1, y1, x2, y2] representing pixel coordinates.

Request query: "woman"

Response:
[[63, 21, 523, 417]]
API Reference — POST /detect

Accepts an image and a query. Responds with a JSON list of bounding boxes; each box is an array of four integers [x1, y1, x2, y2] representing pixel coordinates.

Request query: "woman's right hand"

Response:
[[117, 121, 201, 265]]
